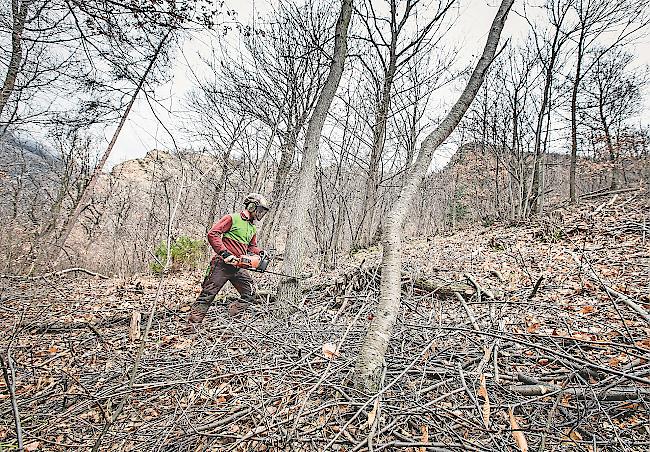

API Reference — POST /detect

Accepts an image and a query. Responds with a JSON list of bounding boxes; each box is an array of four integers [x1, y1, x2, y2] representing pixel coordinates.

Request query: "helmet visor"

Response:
[[256, 206, 269, 219]]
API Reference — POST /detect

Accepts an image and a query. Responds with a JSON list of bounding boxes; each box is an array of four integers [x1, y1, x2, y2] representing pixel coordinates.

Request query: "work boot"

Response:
[[184, 307, 207, 333], [227, 300, 250, 317], [184, 292, 215, 333]]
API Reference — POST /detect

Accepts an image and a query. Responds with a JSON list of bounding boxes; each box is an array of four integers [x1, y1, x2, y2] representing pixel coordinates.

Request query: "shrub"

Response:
[[150, 236, 205, 273]]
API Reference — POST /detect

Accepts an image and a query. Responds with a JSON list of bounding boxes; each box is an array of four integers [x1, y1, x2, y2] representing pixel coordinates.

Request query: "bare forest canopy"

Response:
[[0, 0, 649, 274], [1, 0, 650, 451]]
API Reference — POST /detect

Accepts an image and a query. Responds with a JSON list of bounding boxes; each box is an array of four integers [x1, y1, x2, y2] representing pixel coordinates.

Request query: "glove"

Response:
[[220, 250, 238, 265]]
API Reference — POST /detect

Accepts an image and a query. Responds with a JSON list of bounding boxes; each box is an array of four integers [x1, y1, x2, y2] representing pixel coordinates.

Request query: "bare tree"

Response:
[[0, 0, 29, 119], [193, 1, 333, 246], [354, 0, 456, 247], [53, 31, 173, 264], [527, 0, 573, 214], [568, 0, 649, 202], [353, 0, 514, 393], [1, 1, 212, 135], [276, 0, 353, 309], [581, 48, 646, 188]]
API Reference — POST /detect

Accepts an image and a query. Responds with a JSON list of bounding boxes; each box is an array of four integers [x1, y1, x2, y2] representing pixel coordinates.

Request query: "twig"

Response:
[[0, 351, 23, 450], [509, 384, 650, 401], [91, 272, 167, 451], [528, 276, 544, 300], [455, 292, 479, 331]]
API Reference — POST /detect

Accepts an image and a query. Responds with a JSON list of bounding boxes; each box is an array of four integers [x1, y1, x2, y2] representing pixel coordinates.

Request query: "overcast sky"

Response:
[[104, 0, 650, 168]]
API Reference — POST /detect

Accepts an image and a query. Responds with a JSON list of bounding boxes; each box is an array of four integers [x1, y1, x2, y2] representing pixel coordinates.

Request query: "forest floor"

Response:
[[1, 187, 649, 451]]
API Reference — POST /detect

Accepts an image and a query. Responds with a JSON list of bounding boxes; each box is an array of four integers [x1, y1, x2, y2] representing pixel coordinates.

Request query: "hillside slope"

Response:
[[1, 188, 648, 451]]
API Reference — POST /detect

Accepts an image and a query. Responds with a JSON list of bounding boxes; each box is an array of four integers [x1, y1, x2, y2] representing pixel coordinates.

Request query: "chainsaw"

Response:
[[233, 253, 270, 273], [233, 251, 300, 279]]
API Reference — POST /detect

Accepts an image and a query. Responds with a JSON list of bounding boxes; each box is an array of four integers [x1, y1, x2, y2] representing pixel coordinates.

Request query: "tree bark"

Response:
[[353, 0, 514, 393], [531, 19, 564, 215], [0, 0, 30, 119], [258, 131, 300, 246], [597, 93, 620, 189], [569, 29, 585, 204], [276, 0, 353, 309]]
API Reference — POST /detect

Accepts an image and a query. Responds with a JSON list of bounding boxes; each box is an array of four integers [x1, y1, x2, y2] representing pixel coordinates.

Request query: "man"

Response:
[[186, 193, 270, 329]]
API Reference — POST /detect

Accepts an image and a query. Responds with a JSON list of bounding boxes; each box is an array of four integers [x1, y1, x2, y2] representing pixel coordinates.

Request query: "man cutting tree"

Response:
[[186, 193, 270, 330]]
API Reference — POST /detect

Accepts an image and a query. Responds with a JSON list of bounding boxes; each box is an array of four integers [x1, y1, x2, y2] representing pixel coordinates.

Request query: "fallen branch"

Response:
[[0, 267, 109, 280], [412, 276, 475, 298], [569, 251, 650, 325], [509, 384, 650, 401], [528, 276, 544, 300], [580, 187, 640, 200], [455, 292, 481, 334], [603, 286, 650, 324]]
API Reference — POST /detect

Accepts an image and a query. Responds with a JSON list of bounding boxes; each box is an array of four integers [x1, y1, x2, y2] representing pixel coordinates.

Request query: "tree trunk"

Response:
[[276, 0, 353, 309], [599, 102, 619, 189], [531, 32, 561, 215], [0, 0, 29, 118], [258, 125, 303, 246], [358, 40, 398, 248], [52, 31, 171, 265], [353, 0, 514, 393], [569, 29, 585, 204], [206, 122, 244, 229], [252, 108, 284, 193]]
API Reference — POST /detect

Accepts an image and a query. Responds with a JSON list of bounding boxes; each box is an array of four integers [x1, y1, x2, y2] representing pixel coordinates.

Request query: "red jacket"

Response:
[[207, 211, 262, 259]]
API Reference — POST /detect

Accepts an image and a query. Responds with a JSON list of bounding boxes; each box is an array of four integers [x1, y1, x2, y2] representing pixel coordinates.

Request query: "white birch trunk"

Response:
[[353, 0, 515, 393]]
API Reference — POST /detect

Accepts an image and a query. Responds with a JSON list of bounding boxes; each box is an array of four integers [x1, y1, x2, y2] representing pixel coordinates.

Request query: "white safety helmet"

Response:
[[243, 193, 270, 219]]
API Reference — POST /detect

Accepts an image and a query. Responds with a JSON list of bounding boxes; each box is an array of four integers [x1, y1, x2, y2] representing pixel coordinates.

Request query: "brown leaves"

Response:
[[322, 343, 339, 360], [477, 374, 490, 427], [636, 338, 650, 350], [419, 424, 429, 452], [561, 428, 583, 446], [367, 398, 380, 428], [608, 354, 629, 367], [508, 408, 528, 452], [526, 322, 541, 333], [580, 304, 596, 314]]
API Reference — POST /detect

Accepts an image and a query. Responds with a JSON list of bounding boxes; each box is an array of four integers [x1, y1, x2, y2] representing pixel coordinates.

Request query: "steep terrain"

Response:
[[1, 187, 648, 451]]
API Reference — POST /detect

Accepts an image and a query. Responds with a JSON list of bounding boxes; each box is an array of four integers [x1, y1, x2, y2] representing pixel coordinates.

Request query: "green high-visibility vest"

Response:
[[223, 213, 256, 245]]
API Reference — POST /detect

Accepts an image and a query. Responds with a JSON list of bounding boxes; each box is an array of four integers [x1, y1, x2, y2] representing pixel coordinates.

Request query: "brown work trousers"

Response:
[[193, 259, 255, 314]]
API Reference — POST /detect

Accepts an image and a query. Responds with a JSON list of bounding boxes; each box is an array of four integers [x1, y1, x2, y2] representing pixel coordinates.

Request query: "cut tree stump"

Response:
[[129, 311, 141, 342]]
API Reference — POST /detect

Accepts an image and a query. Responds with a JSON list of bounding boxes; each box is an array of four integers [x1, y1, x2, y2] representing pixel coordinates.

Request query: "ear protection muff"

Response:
[[246, 201, 258, 212]]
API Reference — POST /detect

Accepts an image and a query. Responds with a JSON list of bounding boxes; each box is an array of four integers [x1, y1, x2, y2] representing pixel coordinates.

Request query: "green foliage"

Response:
[[533, 221, 566, 244], [150, 236, 205, 273], [482, 216, 496, 228]]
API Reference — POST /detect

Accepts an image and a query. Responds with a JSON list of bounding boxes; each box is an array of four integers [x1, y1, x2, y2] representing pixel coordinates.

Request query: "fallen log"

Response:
[[411, 276, 475, 298], [301, 264, 480, 299]]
